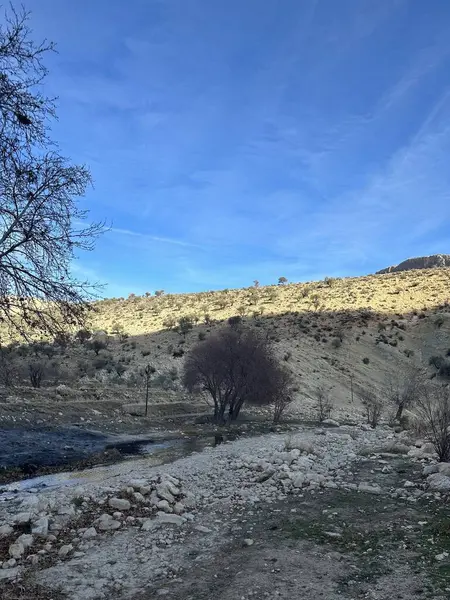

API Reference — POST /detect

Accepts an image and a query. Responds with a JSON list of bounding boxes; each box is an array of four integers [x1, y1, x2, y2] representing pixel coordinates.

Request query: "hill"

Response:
[[2, 267, 450, 434], [376, 254, 450, 274]]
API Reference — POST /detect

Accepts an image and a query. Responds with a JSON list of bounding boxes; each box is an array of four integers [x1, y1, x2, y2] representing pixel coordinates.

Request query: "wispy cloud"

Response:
[[110, 227, 203, 249]]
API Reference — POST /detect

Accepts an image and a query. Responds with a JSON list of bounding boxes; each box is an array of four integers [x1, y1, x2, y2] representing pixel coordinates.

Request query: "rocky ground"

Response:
[[1, 422, 450, 599]]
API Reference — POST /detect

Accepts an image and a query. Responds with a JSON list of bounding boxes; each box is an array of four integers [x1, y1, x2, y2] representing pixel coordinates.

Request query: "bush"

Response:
[[183, 324, 293, 423], [29, 362, 45, 388], [173, 348, 185, 358], [315, 385, 333, 422], [360, 389, 383, 428], [90, 340, 107, 355], [362, 357, 370, 365], [331, 338, 341, 349], [178, 316, 194, 336], [75, 329, 92, 344], [228, 316, 242, 328], [416, 384, 450, 461], [198, 332, 206, 341]]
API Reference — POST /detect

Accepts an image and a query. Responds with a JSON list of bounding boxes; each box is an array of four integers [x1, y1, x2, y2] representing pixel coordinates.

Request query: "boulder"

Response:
[[438, 463, 450, 477], [108, 498, 131, 511], [423, 464, 439, 476], [427, 473, 450, 492], [155, 512, 186, 526], [97, 514, 121, 531], [156, 483, 175, 504]]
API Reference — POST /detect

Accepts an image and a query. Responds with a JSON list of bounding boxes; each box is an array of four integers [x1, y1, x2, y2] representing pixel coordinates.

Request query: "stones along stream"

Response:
[[0, 422, 283, 494]]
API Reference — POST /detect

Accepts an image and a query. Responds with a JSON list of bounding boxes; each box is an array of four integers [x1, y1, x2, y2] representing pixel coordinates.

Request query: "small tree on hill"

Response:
[[360, 389, 383, 428], [183, 325, 293, 423], [278, 276, 288, 285]]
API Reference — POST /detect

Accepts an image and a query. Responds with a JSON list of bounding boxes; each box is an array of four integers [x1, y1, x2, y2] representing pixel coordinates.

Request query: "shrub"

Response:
[[362, 357, 370, 365], [315, 385, 333, 422], [324, 276, 336, 287], [29, 362, 45, 388], [90, 340, 107, 355], [173, 348, 185, 358], [183, 325, 293, 423], [163, 317, 177, 330], [75, 329, 92, 344], [331, 338, 341, 349], [178, 316, 194, 336], [416, 384, 450, 461], [359, 389, 383, 428], [198, 332, 206, 341]]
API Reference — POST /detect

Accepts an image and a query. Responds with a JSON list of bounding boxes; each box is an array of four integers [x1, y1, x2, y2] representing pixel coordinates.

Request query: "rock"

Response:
[[17, 534, 33, 548], [358, 482, 382, 495], [108, 498, 131, 511], [423, 464, 439, 476], [194, 525, 212, 533], [324, 531, 343, 539], [9, 541, 24, 559], [322, 419, 340, 427], [82, 527, 97, 539], [155, 512, 186, 526], [58, 544, 73, 558], [427, 473, 450, 492], [173, 502, 185, 515], [438, 463, 450, 477], [257, 470, 274, 483], [243, 538, 254, 546], [291, 473, 306, 489], [97, 515, 121, 531], [156, 483, 175, 504], [436, 551, 449, 561], [421, 443, 436, 455], [404, 481, 416, 488], [157, 500, 172, 513], [14, 512, 31, 525], [133, 492, 146, 504], [31, 516, 49, 537], [0, 567, 19, 580], [0, 525, 13, 538]]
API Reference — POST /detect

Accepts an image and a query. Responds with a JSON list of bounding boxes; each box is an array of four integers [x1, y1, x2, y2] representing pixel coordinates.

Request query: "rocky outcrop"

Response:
[[376, 254, 450, 274]]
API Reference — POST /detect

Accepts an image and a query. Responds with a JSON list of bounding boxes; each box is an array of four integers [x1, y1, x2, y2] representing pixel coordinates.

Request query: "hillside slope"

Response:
[[376, 254, 450, 274]]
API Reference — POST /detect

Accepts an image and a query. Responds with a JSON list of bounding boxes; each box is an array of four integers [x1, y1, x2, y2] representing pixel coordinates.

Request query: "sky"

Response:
[[8, 0, 450, 296]]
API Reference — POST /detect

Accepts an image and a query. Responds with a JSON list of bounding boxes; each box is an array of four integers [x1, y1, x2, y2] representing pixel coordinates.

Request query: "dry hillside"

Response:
[[1, 267, 450, 428]]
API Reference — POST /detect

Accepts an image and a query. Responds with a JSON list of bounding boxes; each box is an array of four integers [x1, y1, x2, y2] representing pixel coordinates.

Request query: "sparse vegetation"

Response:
[[416, 384, 450, 462], [314, 385, 333, 422], [359, 389, 383, 428]]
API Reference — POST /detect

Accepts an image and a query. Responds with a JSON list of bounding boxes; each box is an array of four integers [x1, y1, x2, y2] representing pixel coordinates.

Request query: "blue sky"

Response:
[[12, 0, 450, 296]]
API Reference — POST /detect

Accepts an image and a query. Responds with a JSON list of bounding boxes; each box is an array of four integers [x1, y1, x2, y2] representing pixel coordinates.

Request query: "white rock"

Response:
[[82, 527, 97, 539], [423, 464, 439, 476], [9, 541, 24, 559], [358, 482, 382, 495], [31, 516, 49, 537], [156, 483, 175, 504], [155, 512, 186, 526], [58, 544, 73, 557], [0, 525, 13, 538], [427, 473, 450, 492], [438, 463, 450, 477], [14, 512, 31, 525], [133, 492, 146, 504], [157, 500, 172, 513], [322, 419, 340, 427], [108, 498, 131, 511], [243, 538, 254, 546], [17, 534, 33, 548]]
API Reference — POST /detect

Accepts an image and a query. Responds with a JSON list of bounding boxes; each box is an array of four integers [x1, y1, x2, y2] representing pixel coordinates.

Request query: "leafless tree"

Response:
[[359, 389, 383, 428], [0, 7, 104, 338], [415, 384, 450, 462], [315, 384, 333, 422], [386, 368, 425, 421], [183, 324, 293, 423]]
